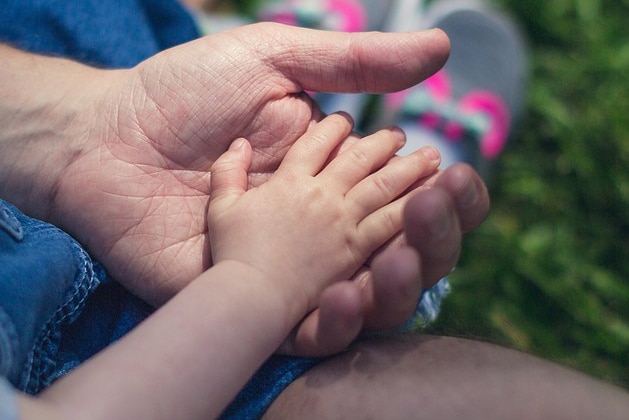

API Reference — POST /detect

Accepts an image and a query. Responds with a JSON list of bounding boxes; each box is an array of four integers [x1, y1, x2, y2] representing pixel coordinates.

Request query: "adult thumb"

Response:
[[249, 23, 450, 94]]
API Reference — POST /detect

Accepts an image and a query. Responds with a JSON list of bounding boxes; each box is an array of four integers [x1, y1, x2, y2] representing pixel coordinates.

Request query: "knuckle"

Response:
[[347, 146, 371, 169]]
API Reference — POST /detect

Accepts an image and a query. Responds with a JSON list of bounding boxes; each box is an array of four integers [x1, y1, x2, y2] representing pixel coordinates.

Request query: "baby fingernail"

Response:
[[229, 138, 246, 150], [421, 146, 441, 162], [390, 126, 407, 144]]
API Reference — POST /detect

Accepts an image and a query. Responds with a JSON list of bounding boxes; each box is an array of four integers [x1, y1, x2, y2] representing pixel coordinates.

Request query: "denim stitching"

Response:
[[0, 203, 24, 242], [0, 307, 19, 379], [20, 240, 104, 394]]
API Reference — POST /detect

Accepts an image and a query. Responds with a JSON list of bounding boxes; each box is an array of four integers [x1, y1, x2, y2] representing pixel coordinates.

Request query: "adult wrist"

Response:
[[0, 45, 116, 220]]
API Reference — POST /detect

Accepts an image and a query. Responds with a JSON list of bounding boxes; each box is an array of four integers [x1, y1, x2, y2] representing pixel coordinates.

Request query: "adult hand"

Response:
[[48, 23, 449, 302], [1, 24, 451, 356]]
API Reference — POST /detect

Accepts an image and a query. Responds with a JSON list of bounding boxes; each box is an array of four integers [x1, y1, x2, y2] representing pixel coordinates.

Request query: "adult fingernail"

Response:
[[429, 204, 451, 237], [459, 177, 479, 209]]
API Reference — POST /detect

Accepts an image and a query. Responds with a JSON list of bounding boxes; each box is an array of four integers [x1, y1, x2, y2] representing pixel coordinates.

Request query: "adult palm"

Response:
[[52, 23, 449, 307]]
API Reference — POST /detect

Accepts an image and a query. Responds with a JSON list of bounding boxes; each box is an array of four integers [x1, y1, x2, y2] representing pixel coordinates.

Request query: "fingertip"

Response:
[[209, 137, 252, 205], [426, 28, 451, 51], [420, 28, 451, 64], [333, 111, 355, 128], [365, 247, 422, 329], [232, 137, 253, 162], [211, 137, 250, 170], [390, 126, 407, 146], [436, 163, 490, 232], [403, 187, 463, 286], [228, 137, 248, 153], [282, 282, 364, 357], [314, 283, 364, 355], [319, 282, 364, 325], [419, 146, 441, 164], [371, 247, 421, 297], [403, 187, 452, 240]]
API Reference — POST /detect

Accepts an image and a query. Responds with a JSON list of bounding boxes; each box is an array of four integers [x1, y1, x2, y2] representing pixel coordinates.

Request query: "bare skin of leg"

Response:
[[265, 334, 629, 419]]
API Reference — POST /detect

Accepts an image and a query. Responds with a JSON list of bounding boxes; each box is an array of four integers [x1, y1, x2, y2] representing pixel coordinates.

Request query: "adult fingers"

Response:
[[240, 23, 450, 94], [403, 186, 462, 288], [366, 164, 489, 289], [432, 163, 490, 233], [277, 281, 364, 357], [362, 247, 422, 330]]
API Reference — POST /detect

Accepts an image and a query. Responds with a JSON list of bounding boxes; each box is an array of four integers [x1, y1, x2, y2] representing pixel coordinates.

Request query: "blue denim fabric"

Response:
[[0, 0, 199, 68], [0, 377, 18, 420], [0, 200, 108, 393], [0, 199, 317, 415], [221, 355, 321, 419], [0, 197, 450, 417]]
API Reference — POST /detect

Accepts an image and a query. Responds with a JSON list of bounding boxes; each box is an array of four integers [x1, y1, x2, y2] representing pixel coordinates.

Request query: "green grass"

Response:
[[431, 0, 629, 387], [228, 0, 629, 387]]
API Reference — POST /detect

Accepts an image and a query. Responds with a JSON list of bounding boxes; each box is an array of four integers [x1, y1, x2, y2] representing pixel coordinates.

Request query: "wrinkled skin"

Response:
[[30, 23, 481, 356]]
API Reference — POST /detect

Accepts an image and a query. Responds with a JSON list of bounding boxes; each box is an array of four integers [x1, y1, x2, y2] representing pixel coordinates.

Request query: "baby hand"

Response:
[[208, 113, 440, 313]]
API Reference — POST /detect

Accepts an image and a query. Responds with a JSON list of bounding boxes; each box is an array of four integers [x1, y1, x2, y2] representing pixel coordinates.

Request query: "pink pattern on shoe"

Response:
[[420, 111, 442, 130], [418, 71, 451, 131], [443, 121, 465, 141], [459, 91, 510, 159], [424, 71, 452, 102], [264, 11, 298, 27], [259, 0, 366, 32], [386, 71, 450, 109], [386, 70, 511, 160], [328, 0, 367, 32]]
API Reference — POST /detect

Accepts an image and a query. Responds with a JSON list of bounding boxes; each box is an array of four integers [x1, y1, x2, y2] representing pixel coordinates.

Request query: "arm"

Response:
[[15, 114, 440, 419], [0, 45, 117, 220], [1, 25, 451, 307], [0, 25, 459, 357], [20, 262, 299, 420]]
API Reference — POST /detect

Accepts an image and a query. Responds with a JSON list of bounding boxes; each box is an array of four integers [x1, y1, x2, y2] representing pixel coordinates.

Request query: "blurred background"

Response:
[[213, 0, 629, 386], [435, 0, 629, 387]]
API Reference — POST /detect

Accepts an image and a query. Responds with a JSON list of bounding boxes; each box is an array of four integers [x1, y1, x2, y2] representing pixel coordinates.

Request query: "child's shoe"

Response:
[[387, 0, 528, 332], [380, 0, 528, 177]]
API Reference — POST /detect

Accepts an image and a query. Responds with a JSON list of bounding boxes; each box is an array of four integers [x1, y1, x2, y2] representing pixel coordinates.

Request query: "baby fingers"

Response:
[[349, 146, 441, 220], [352, 146, 441, 249], [208, 138, 252, 214], [278, 112, 354, 176], [318, 127, 407, 194]]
